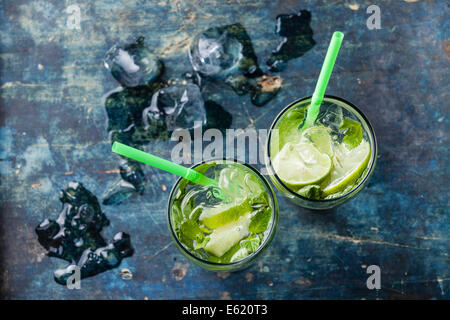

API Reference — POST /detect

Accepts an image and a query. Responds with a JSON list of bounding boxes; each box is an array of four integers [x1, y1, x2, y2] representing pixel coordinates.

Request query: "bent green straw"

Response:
[[302, 31, 344, 130], [112, 141, 218, 187]]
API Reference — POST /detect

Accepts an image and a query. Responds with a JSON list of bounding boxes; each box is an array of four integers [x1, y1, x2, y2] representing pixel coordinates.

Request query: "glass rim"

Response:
[[266, 94, 377, 203], [167, 157, 278, 267]]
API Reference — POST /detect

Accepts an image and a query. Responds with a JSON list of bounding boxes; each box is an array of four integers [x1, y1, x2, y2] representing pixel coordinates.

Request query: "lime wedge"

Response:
[[321, 140, 371, 196], [199, 166, 263, 229], [272, 142, 332, 187], [199, 198, 252, 229], [204, 214, 250, 257], [301, 126, 334, 157]]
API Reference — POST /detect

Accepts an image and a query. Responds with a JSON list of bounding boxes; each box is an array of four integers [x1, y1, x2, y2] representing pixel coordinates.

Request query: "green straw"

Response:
[[112, 141, 218, 187], [302, 31, 344, 130]]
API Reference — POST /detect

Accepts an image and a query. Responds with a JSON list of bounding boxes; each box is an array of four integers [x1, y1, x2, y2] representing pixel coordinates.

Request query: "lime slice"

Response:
[[272, 142, 332, 187], [300, 126, 334, 157], [321, 140, 371, 196], [204, 214, 250, 257], [199, 198, 252, 229]]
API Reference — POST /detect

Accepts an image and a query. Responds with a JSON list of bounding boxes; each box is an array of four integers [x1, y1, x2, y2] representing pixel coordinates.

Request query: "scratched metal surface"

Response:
[[0, 0, 449, 299]]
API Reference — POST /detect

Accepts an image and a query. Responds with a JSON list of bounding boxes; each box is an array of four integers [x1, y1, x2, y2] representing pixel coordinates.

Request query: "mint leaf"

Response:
[[181, 195, 195, 218], [230, 248, 249, 262], [339, 119, 363, 150], [173, 161, 218, 250], [249, 207, 272, 234], [189, 206, 203, 220], [297, 185, 321, 199], [194, 236, 210, 250], [180, 219, 204, 242], [251, 192, 269, 208], [199, 224, 212, 233], [283, 107, 306, 132], [240, 234, 261, 253], [171, 205, 184, 233], [196, 161, 218, 175], [271, 106, 306, 155]]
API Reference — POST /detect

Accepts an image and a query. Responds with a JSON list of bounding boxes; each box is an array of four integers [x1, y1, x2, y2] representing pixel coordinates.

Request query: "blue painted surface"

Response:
[[0, 0, 449, 299]]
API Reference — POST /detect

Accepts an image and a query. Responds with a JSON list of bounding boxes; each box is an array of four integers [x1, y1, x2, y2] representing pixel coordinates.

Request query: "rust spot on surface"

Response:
[[257, 75, 283, 93], [220, 291, 232, 300], [245, 272, 253, 282], [186, 12, 196, 20], [64, 171, 74, 175], [294, 277, 312, 287], [444, 39, 450, 60], [160, 36, 191, 57], [120, 268, 133, 280], [31, 181, 43, 188], [217, 272, 231, 279], [172, 262, 189, 281], [101, 169, 121, 174]]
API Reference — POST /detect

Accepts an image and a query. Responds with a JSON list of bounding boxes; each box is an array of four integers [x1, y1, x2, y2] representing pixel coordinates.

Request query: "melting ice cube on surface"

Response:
[[189, 24, 262, 79], [104, 36, 163, 88], [189, 29, 243, 77], [189, 24, 283, 106], [267, 10, 316, 72], [143, 83, 206, 131]]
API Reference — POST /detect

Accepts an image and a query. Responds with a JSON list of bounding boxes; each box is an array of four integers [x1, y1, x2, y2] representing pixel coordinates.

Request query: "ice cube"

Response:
[[53, 232, 134, 285], [318, 105, 343, 131], [102, 180, 136, 206], [189, 30, 243, 77], [189, 24, 283, 106], [183, 71, 202, 87], [189, 24, 261, 79], [143, 84, 206, 131], [36, 182, 110, 264], [104, 36, 163, 87]]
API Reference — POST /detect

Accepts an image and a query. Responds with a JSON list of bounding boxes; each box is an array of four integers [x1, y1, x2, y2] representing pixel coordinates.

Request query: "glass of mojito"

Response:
[[167, 159, 278, 271], [266, 95, 377, 210]]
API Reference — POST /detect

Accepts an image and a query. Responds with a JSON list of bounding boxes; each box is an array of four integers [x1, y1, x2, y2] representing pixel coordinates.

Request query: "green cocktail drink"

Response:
[[168, 159, 278, 271], [266, 95, 377, 210]]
